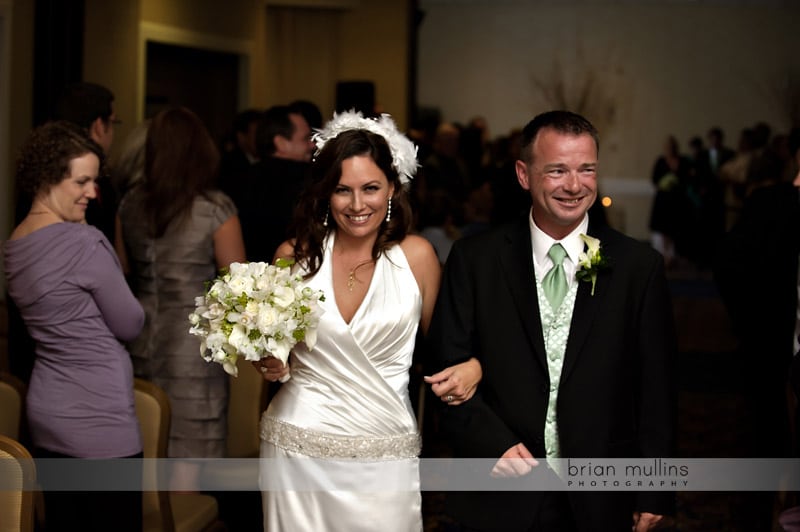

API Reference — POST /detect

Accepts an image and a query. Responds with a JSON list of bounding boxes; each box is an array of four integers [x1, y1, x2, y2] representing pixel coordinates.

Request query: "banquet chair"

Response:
[[0, 300, 8, 373], [0, 372, 26, 441], [224, 359, 267, 459], [201, 357, 265, 489], [197, 360, 266, 530], [133, 378, 225, 532], [0, 434, 37, 532]]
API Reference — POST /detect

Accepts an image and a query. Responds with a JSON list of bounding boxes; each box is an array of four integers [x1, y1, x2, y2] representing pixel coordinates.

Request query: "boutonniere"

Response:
[[575, 233, 609, 296]]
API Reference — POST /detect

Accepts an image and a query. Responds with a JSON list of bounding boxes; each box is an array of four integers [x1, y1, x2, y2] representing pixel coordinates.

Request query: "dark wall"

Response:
[[33, 0, 85, 126]]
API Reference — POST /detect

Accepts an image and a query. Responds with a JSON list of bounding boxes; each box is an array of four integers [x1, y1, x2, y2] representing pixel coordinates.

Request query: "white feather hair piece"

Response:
[[312, 109, 419, 184]]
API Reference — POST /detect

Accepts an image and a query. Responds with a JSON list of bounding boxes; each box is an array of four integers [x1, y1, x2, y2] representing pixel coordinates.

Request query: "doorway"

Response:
[[145, 41, 239, 145]]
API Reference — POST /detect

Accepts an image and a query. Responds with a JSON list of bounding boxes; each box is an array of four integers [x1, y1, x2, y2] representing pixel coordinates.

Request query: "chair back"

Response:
[[133, 378, 174, 531], [198, 360, 265, 496], [0, 372, 25, 440], [226, 359, 267, 458], [0, 300, 8, 374], [0, 435, 36, 532]]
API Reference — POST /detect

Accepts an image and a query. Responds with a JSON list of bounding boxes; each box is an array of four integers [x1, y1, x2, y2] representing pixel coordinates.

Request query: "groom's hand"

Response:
[[632, 511, 663, 531], [490, 443, 539, 477]]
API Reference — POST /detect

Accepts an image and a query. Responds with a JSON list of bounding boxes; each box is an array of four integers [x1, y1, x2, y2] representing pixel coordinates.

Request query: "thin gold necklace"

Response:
[[27, 211, 51, 215], [346, 260, 373, 292]]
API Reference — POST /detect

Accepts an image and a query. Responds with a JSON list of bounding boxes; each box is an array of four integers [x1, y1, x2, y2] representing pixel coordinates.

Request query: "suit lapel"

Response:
[[561, 223, 612, 382], [498, 219, 548, 370]]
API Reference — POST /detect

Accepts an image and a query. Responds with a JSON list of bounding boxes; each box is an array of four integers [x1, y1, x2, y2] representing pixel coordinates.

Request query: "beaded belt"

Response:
[[260, 415, 421, 460]]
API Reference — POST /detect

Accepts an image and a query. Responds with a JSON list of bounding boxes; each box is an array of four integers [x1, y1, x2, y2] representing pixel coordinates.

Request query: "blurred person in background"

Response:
[[116, 106, 246, 491], [3, 121, 144, 531]]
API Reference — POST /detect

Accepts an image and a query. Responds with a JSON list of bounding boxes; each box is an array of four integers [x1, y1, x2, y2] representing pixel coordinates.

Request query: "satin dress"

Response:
[[259, 233, 422, 531], [118, 188, 235, 458]]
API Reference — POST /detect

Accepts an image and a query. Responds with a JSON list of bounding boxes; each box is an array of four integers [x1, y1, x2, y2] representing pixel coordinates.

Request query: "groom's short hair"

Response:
[[519, 110, 599, 163]]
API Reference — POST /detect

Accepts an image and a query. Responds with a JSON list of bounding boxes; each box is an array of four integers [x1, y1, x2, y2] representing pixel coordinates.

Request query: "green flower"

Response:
[[575, 233, 609, 295]]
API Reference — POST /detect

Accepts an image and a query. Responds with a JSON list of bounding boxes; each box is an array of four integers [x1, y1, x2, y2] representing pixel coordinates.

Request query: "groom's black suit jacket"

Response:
[[428, 217, 677, 531]]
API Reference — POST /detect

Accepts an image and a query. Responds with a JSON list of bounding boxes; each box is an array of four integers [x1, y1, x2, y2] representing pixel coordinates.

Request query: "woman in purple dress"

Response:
[[3, 121, 145, 531]]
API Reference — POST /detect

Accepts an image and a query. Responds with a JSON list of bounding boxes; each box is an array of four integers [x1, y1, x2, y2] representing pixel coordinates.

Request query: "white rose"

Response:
[[271, 286, 296, 309], [257, 305, 278, 332], [248, 261, 267, 278], [228, 262, 248, 276], [241, 301, 260, 327], [207, 279, 229, 300], [227, 275, 254, 296]]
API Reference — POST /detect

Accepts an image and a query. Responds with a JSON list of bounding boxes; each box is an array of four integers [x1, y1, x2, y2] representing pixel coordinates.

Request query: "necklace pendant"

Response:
[[347, 270, 355, 292]]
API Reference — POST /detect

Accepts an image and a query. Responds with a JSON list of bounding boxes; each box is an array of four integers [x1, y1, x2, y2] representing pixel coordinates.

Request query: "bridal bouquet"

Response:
[[189, 259, 325, 376]]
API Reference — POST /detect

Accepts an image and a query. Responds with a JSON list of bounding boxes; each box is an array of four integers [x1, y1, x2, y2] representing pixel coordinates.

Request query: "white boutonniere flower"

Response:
[[575, 233, 609, 296]]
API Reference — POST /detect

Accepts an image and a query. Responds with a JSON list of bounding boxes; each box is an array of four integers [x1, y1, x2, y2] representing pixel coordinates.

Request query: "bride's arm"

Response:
[[401, 235, 482, 405], [424, 358, 482, 406], [400, 235, 441, 335], [272, 239, 297, 264]]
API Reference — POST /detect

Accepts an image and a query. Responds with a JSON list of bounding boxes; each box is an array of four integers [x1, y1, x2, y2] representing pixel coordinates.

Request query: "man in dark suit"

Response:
[[226, 104, 314, 262], [713, 129, 800, 531], [706, 127, 736, 177], [428, 110, 676, 531], [714, 131, 799, 458], [218, 108, 262, 191], [54, 82, 120, 242]]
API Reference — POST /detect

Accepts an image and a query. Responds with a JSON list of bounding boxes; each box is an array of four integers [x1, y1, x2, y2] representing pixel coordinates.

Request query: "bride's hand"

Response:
[[424, 357, 482, 405], [253, 356, 289, 382]]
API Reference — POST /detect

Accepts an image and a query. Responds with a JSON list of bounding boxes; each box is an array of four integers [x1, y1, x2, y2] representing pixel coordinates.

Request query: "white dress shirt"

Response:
[[529, 213, 590, 286]]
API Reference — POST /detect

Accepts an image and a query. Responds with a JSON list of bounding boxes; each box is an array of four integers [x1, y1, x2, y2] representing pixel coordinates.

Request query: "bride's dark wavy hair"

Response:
[[290, 129, 413, 278]]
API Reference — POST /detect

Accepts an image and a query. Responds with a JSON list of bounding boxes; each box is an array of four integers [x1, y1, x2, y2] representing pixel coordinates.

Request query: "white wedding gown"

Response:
[[259, 234, 422, 531]]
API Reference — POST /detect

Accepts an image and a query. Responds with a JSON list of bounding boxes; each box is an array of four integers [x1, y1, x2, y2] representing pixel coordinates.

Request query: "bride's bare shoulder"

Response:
[[399, 234, 438, 267]]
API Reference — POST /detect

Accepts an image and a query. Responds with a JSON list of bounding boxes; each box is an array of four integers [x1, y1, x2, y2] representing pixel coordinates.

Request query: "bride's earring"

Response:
[[385, 197, 392, 223], [322, 207, 329, 227]]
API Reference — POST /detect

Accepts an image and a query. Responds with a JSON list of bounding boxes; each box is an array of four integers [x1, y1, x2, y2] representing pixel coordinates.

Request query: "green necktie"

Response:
[[542, 243, 568, 310]]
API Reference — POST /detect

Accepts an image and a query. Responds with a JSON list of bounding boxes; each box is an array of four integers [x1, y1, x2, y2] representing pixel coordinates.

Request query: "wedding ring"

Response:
[[444, 395, 454, 403], [260, 366, 268, 374]]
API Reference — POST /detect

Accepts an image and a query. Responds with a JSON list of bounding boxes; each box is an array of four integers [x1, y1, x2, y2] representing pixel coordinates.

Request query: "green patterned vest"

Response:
[[536, 277, 578, 464]]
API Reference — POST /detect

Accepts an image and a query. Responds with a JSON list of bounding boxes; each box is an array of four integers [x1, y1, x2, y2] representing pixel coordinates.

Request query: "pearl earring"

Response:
[[385, 198, 392, 223], [323, 207, 329, 227]]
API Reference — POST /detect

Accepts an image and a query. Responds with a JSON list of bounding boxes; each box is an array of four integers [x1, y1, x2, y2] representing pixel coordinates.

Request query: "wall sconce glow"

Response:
[[601, 196, 612, 208]]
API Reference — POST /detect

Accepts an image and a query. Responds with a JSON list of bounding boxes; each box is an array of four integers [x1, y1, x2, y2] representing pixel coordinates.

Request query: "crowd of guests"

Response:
[[2, 79, 799, 531], [647, 123, 800, 530], [649, 123, 800, 269]]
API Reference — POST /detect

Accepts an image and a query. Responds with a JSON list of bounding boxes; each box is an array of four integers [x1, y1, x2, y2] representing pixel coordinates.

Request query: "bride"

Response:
[[255, 111, 481, 531]]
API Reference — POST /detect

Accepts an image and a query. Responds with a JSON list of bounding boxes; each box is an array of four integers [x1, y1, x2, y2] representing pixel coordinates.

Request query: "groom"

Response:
[[428, 110, 676, 531]]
